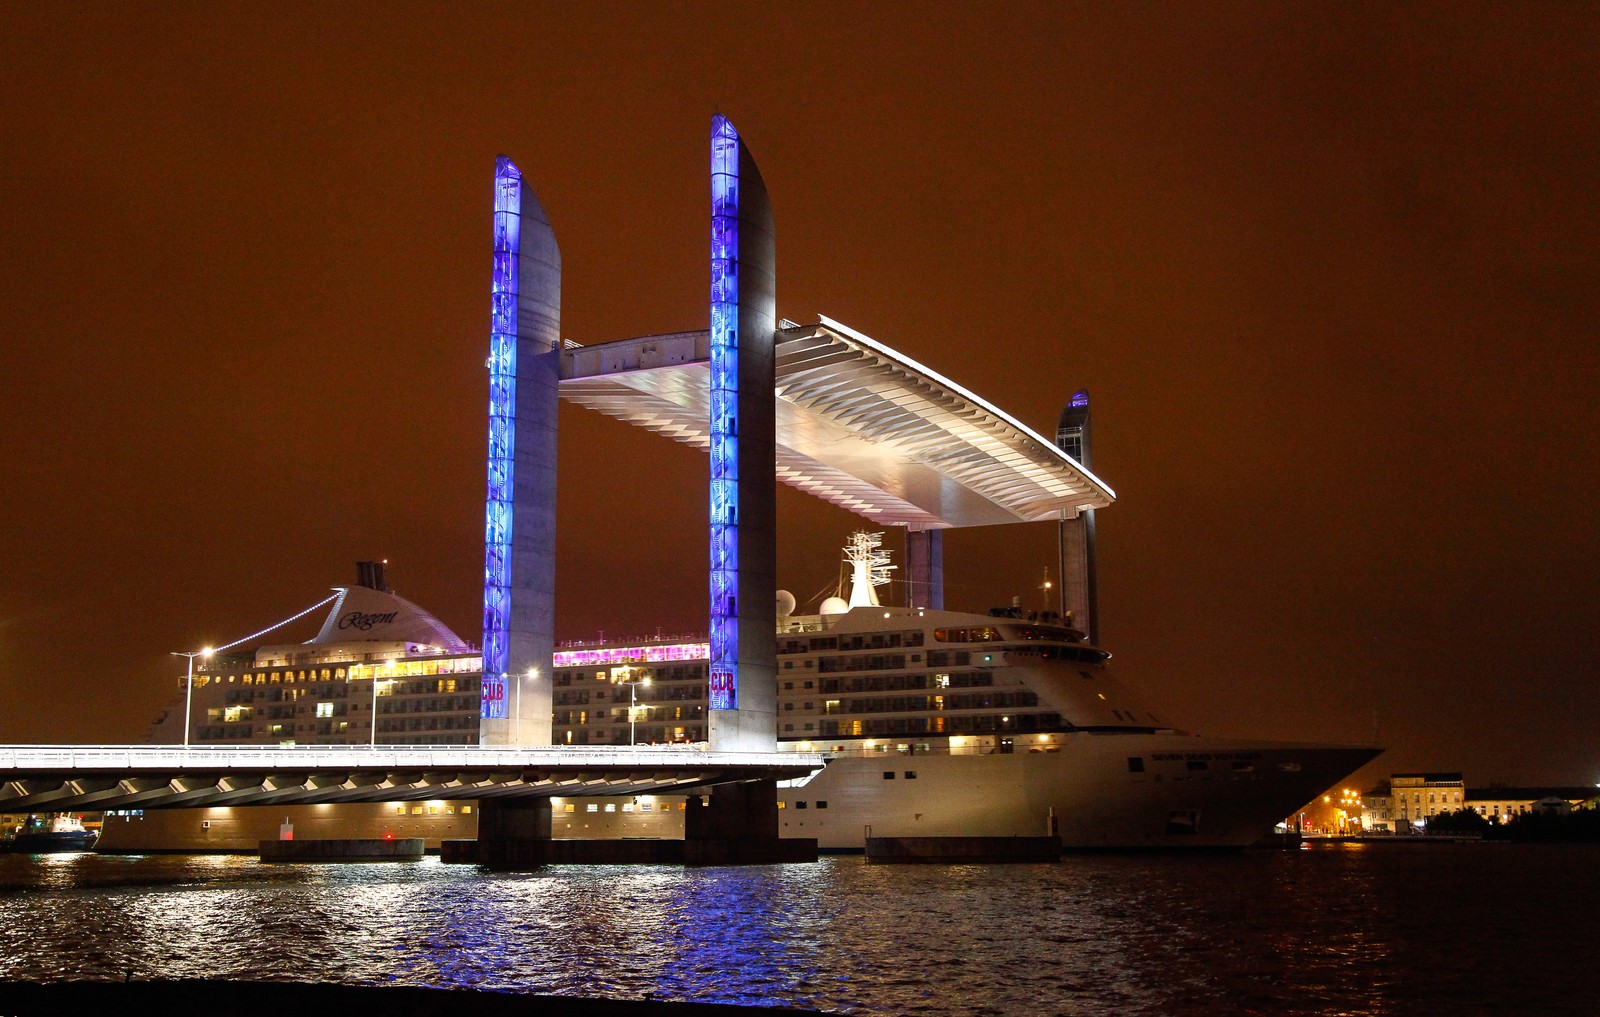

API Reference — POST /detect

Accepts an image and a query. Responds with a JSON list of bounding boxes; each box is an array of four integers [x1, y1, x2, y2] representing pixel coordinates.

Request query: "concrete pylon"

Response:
[[481, 155, 557, 746], [707, 115, 777, 752], [905, 529, 945, 610]]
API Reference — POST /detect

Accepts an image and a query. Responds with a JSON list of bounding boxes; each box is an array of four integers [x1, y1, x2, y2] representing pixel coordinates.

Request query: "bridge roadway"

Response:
[[0, 745, 825, 812]]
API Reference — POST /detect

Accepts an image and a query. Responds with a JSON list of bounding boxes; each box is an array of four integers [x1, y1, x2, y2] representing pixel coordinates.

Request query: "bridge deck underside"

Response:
[[559, 320, 1114, 529], [0, 764, 818, 811]]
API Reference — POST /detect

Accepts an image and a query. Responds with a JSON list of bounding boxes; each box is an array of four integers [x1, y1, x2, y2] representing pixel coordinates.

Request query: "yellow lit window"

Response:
[[564, 804, 576, 813], [461, 806, 471, 815]]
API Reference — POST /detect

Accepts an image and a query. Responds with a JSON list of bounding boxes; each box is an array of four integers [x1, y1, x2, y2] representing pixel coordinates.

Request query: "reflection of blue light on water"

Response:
[[12, 850, 1569, 1013]]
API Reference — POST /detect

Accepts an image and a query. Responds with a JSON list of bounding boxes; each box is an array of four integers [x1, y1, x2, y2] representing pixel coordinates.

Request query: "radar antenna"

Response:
[[844, 531, 897, 608]]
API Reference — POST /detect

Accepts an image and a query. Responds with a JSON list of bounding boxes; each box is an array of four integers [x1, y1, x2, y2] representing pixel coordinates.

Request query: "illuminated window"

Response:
[[315, 702, 334, 718], [604, 804, 616, 813], [564, 804, 576, 813], [394, 806, 405, 815], [622, 803, 634, 812], [462, 806, 472, 815], [411, 806, 422, 815], [586, 804, 599, 813]]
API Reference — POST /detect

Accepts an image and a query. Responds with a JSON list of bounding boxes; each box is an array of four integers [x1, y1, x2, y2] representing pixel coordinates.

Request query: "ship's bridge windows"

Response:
[[1036, 645, 1109, 664], [933, 626, 1003, 644], [1005, 624, 1084, 643]]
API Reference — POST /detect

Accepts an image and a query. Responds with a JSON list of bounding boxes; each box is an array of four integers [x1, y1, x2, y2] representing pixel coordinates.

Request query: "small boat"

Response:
[[3, 814, 99, 853]]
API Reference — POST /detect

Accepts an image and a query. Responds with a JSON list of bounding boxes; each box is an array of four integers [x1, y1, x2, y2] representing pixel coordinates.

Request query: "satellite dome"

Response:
[[820, 596, 850, 616], [776, 589, 797, 617]]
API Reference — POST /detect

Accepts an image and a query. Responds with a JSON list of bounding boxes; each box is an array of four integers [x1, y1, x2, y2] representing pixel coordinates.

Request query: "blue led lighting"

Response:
[[708, 115, 740, 712], [481, 155, 520, 720]]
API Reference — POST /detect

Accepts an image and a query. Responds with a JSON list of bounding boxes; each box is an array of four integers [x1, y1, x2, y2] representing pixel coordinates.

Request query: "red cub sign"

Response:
[[708, 668, 736, 711]]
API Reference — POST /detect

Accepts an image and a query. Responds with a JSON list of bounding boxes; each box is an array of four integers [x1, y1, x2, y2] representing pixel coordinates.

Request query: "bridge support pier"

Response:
[[443, 798, 552, 867], [684, 780, 816, 865]]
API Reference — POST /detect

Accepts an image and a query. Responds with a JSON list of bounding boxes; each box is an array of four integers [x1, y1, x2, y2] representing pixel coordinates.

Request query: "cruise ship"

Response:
[[98, 549, 1379, 853]]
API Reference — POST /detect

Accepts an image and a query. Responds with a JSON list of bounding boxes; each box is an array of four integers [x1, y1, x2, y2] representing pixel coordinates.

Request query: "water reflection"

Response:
[[0, 847, 1594, 1015]]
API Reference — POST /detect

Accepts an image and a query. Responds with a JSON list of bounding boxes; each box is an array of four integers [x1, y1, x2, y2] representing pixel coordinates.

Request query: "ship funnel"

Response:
[[356, 560, 388, 592]]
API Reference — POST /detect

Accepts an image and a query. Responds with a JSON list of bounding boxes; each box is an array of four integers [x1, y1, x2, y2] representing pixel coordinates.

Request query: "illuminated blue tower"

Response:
[[708, 115, 778, 752], [482, 155, 559, 745]]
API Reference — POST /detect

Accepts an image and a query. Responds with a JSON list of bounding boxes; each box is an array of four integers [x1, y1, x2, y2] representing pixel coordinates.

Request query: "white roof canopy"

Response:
[[558, 316, 1113, 529]]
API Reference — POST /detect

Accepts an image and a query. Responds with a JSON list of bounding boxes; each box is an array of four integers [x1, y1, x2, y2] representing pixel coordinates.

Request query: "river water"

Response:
[[0, 842, 1593, 1015]]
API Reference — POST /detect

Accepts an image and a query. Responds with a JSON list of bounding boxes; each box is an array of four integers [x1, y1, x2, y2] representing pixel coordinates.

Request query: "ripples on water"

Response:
[[1, 844, 1594, 1015]]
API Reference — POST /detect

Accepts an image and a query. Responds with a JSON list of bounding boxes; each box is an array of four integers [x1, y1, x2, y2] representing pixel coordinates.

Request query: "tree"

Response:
[[1425, 808, 1491, 835]]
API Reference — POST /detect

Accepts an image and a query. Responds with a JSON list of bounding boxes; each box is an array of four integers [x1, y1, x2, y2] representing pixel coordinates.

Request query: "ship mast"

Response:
[[844, 531, 896, 608]]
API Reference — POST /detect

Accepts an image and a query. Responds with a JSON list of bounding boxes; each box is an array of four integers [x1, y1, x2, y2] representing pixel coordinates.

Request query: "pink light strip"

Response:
[[552, 642, 711, 669]]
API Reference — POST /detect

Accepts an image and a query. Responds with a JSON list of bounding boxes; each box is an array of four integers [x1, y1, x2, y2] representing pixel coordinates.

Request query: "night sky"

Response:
[[4, 6, 1596, 790]]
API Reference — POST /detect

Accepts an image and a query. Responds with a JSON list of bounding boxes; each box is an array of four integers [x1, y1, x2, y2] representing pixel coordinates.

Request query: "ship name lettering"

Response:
[[338, 610, 400, 631]]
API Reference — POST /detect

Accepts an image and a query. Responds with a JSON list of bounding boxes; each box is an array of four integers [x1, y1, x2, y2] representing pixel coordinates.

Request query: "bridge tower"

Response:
[[480, 155, 558, 746], [707, 115, 778, 753]]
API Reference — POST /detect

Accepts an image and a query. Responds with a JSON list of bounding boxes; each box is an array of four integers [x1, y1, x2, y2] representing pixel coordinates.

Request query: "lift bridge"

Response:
[[0, 745, 819, 812], [3, 119, 1111, 864]]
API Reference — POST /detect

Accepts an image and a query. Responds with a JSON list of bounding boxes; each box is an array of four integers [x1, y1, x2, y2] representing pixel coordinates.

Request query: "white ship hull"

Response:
[[778, 736, 1376, 850]]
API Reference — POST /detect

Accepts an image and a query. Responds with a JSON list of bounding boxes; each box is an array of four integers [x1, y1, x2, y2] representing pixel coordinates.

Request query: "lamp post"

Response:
[[612, 666, 652, 746], [370, 671, 381, 747], [516, 667, 538, 745], [170, 648, 212, 748]]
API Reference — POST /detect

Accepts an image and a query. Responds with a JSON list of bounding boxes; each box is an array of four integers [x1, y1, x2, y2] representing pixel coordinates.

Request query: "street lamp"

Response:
[[517, 667, 538, 745], [611, 666, 652, 746], [170, 647, 213, 748]]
